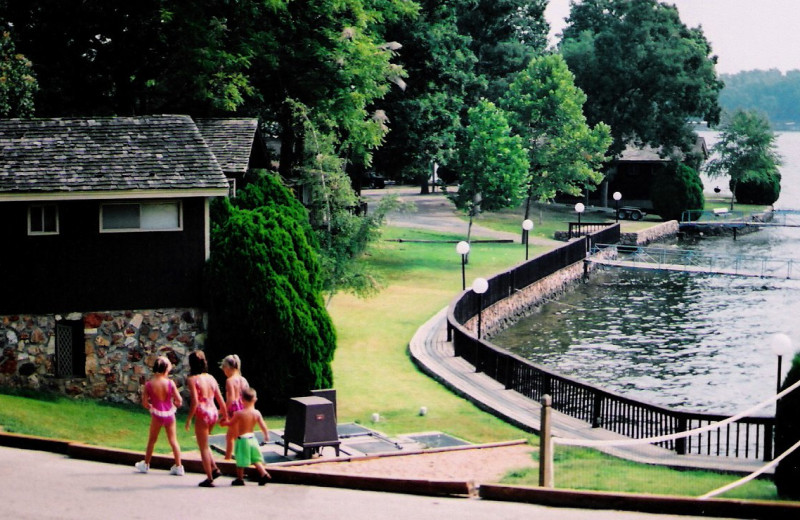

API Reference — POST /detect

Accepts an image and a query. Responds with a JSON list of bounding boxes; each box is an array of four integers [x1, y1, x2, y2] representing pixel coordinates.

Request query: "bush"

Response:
[[650, 163, 704, 221], [731, 172, 781, 205], [775, 353, 800, 499], [205, 172, 336, 413]]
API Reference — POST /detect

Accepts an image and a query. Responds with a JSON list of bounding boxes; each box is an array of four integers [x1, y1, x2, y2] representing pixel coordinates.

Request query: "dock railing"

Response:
[[447, 224, 775, 461]]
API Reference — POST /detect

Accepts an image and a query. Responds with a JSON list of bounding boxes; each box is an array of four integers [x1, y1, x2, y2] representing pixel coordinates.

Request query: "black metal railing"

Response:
[[447, 225, 775, 461]]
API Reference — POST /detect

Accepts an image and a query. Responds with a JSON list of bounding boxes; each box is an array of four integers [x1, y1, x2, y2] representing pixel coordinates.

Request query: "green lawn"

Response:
[[0, 198, 787, 500]]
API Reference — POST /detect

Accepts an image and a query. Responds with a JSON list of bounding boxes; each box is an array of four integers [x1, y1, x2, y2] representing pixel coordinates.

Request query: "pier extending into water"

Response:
[[589, 243, 798, 279]]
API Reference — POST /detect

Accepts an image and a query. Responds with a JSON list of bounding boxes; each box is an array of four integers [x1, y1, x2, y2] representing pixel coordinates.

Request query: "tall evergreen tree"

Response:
[[205, 172, 336, 413]]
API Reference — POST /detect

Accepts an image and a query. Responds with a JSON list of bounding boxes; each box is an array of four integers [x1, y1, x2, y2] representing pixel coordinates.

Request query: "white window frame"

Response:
[[28, 204, 60, 235], [99, 200, 183, 233]]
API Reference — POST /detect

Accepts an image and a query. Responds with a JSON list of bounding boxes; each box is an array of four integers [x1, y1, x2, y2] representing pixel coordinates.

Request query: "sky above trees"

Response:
[[546, 0, 800, 75]]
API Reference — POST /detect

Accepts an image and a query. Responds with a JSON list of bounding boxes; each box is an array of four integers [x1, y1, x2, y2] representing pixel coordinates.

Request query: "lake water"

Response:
[[492, 131, 800, 415]]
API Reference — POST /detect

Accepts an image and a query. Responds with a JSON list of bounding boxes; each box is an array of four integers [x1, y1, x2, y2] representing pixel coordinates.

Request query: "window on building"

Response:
[[55, 318, 85, 378], [100, 201, 182, 232], [28, 204, 59, 235]]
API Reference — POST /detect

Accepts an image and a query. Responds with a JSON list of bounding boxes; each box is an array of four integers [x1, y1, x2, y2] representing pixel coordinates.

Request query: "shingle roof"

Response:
[[194, 118, 259, 176], [0, 115, 230, 198]]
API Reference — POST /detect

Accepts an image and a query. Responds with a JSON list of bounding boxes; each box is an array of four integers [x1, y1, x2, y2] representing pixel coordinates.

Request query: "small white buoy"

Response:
[[419, 406, 428, 416], [371, 412, 380, 423]]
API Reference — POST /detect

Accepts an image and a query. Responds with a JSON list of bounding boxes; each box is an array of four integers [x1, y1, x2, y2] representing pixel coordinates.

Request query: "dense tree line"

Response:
[[719, 69, 800, 130]]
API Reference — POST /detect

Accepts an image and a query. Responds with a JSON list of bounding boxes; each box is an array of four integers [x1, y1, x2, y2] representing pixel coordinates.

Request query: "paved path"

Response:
[[362, 185, 559, 245], [0, 446, 733, 520]]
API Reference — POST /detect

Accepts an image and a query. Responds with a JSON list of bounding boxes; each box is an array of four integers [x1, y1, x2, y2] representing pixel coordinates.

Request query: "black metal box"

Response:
[[282, 396, 340, 458]]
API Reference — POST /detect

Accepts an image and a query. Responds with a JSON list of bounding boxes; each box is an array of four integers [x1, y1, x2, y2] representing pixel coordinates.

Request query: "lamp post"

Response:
[[522, 219, 534, 260], [472, 277, 488, 339], [771, 333, 794, 394], [574, 202, 585, 238], [613, 192, 622, 223], [456, 241, 470, 290]]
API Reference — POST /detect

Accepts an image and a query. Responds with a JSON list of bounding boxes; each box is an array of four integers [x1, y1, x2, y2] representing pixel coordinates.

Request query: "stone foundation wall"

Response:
[[619, 220, 678, 246], [0, 308, 206, 404], [465, 259, 593, 339]]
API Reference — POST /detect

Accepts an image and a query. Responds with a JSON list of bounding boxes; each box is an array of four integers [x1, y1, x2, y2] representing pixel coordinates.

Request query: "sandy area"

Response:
[[283, 443, 537, 484]]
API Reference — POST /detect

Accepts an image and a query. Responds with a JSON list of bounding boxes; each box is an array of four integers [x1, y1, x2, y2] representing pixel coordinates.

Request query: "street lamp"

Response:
[[613, 192, 622, 223], [472, 277, 489, 339], [771, 333, 794, 394], [574, 202, 585, 237], [456, 241, 470, 290], [522, 219, 534, 260]]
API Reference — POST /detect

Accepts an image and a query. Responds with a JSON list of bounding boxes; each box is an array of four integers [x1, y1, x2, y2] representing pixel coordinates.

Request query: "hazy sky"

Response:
[[545, 0, 800, 75]]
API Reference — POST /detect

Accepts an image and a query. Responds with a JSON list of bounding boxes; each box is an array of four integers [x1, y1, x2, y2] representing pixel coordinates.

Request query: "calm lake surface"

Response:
[[492, 131, 800, 415]]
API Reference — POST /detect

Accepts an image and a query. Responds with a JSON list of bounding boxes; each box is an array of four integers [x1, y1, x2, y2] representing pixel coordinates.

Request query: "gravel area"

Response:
[[283, 443, 537, 484]]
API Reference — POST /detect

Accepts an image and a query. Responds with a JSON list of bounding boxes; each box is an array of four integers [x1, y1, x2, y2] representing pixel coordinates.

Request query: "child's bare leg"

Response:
[[164, 421, 182, 467], [194, 420, 214, 480], [225, 429, 235, 459], [254, 462, 270, 478], [144, 420, 161, 465]]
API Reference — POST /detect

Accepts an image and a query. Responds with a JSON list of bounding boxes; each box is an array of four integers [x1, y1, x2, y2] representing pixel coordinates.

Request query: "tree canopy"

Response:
[[559, 0, 723, 160], [704, 109, 782, 209], [719, 69, 800, 130], [0, 26, 37, 117], [449, 99, 529, 241], [501, 54, 611, 208]]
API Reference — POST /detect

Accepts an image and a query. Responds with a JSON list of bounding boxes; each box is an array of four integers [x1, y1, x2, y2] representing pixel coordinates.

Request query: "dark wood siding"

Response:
[[0, 198, 208, 314]]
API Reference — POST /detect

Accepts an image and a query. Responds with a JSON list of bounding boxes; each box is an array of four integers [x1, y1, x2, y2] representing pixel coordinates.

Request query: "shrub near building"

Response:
[[205, 173, 336, 413], [650, 163, 704, 222]]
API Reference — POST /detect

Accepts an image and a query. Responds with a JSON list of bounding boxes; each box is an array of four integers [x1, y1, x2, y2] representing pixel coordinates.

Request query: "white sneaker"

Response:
[[170, 465, 185, 476], [134, 461, 149, 473]]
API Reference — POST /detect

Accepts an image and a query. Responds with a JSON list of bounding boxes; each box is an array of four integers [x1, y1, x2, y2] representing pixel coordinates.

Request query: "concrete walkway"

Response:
[[409, 307, 770, 476], [0, 446, 729, 520]]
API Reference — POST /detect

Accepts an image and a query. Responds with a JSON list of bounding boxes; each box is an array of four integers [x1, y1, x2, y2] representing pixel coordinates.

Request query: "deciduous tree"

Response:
[[449, 99, 528, 243], [501, 54, 611, 220], [704, 109, 782, 209], [559, 0, 722, 160]]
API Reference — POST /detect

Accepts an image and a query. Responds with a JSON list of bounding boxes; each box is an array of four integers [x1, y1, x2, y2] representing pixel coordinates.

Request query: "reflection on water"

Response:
[[492, 227, 800, 415]]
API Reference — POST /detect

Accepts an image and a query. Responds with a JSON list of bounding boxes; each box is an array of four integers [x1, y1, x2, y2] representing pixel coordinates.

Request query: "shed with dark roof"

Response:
[[0, 115, 230, 314]]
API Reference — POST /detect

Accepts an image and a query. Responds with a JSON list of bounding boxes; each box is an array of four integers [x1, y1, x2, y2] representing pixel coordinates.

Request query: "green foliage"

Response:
[[650, 163, 704, 221], [501, 54, 611, 203], [0, 27, 37, 117], [373, 1, 482, 186], [287, 102, 398, 301], [559, 0, 722, 160], [457, 0, 549, 101], [705, 109, 782, 209], [719, 69, 800, 130], [731, 172, 781, 205], [775, 352, 800, 499], [449, 99, 528, 238], [205, 172, 336, 413]]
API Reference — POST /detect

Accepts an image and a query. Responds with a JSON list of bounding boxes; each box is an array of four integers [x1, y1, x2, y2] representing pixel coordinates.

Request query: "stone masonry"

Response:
[[0, 308, 206, 404]]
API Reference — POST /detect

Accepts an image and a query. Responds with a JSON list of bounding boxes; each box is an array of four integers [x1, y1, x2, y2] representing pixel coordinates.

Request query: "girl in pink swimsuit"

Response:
[[220, 354, 250, 459], [135, 356, 183, 475], [185, 350, 227, 487]]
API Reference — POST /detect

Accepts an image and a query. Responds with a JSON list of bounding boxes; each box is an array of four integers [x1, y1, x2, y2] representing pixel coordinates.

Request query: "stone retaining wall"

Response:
[[0, 308, 206, 404]]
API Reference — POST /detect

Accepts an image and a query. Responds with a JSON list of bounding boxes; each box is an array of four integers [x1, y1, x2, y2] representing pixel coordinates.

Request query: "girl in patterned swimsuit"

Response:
[[135, 356, 183, 475], [185, 351, 227, 487], [221, 354, 249, 460]]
